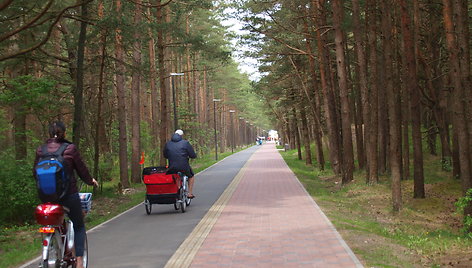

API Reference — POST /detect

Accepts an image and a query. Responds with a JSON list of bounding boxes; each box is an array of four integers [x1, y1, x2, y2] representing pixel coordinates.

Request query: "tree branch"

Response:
[[0, 0, 94, 61], [125, 0, 173, 8], [0, 0, 55, 42], [38, 47, 70, 63], [0, 0, 13, 12], [247, 23, 312, 58]]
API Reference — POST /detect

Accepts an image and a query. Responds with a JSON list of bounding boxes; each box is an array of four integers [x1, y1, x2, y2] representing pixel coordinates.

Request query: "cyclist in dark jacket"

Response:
[[164, 129, 197, 198], [33, 121, 98, 268]]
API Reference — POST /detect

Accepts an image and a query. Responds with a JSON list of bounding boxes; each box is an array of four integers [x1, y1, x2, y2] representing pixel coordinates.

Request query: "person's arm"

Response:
[[186, 142, 197, 159], [68, 144, 95, 186]]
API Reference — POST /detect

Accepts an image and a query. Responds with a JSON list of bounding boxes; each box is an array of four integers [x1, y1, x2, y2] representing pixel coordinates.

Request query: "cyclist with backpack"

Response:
[[33, 121, 98, 268]]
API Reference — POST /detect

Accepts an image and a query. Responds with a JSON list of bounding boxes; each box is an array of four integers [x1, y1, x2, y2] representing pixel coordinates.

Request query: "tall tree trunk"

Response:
[[115, 0, 129, 188], [399, 40, 411, 181], [352, 0, 370, 179], [185, 15, 193, 111], [130, 0, 142, 183], [377, 51, 388, 174], [292, 107, 302, 161], [399, 0, 425, 198], [454, 0, 472, 159], [421, 7, 452, 165], [148, 7, 159, 148], [193, 55, 200, 124], [72, 0, 88, 147], [382, 0, 402, 212], [332, 0, 354, 184], [302, 13, 324, 170], [202, 66, 208, 126], [367, 0, 379, 184], [313, 0, 341, 174], [442, 0, 472, 218], [452, 130, 461, 178], [7, 39, 27, 160], [93, 0, 106, 182], [300, 104, 313, 166], [157, 0, 169, 166]]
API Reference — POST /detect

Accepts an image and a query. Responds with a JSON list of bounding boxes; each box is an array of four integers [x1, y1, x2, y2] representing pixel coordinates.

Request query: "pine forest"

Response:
[[1, 0, 471, 267]]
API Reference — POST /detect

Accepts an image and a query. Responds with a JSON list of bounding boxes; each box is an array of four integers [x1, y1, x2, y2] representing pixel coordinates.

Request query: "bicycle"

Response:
[[173, 172, 192, 213], [143, 167, 192, 214], [35, 193, 91, 268]]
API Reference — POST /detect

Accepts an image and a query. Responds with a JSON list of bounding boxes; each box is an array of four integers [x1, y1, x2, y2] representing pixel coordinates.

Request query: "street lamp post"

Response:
[[229, 110, 235, 153], [213, 98, 221, 160], [170, 72, 184, 130]]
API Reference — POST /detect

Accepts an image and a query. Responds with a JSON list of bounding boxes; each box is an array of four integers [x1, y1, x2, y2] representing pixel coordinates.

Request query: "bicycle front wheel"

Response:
[[179, 187, 187, 213], [183, 179, 191, 206], [41, 232, 62, 268]]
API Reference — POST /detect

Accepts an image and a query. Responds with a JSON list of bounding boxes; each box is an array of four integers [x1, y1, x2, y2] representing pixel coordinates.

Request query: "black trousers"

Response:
[[61, 193, 86, 256]]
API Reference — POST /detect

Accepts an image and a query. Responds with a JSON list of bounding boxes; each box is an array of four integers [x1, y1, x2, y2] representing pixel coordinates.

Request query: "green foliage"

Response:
[[455, 188, 472, 237], [0, 109, 8, 145], [139, 121, 161, 167], [0, 75, 55, 108], [0, 75, 69, 126], [441, 158, 453, 172], [0, 150, 39, 225]]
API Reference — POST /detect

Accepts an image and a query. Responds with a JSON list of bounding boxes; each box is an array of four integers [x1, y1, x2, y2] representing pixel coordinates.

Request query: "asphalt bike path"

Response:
[[20, 146, 259, 268], [166, 143, 364, 268]]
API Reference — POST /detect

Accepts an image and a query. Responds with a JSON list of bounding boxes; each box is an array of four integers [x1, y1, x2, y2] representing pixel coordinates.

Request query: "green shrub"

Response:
[[455, 188, 472, 238], [0, 151, 39, 225]]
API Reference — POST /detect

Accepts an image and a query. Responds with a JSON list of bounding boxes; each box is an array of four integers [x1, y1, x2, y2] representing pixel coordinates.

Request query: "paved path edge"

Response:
[[278, 152, 364, 267], [163, 152, 254, 268]]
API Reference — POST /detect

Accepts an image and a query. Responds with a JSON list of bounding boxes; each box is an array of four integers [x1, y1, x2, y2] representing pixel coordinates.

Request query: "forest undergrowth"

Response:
[[280, 149, 472, 268]]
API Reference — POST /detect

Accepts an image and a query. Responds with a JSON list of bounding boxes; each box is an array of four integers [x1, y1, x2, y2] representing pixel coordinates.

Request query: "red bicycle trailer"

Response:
[[142, 166, 191, 214]]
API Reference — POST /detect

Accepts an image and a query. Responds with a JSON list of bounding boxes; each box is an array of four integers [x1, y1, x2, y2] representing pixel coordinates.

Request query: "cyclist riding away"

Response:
[[164, 129, 197, 199], [33, 121, 98, 268]]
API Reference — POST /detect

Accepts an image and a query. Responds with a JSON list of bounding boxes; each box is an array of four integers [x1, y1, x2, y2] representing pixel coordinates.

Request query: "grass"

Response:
[[279, 148, 472, 267], [0, 146, 249, 268]]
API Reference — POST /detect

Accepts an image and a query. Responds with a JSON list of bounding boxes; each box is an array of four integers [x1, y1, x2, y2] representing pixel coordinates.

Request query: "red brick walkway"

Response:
[[189, 143, 363, 268]]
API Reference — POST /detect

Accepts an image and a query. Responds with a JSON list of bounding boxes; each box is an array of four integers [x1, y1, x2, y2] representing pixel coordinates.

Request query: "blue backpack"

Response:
[[35, 143, 69, 202]]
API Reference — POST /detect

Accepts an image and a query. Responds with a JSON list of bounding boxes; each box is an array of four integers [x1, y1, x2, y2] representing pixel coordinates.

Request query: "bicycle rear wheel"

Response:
[[144, 198, 152, 215], [82, 234, 88, 268], [41, 232, 61, 268]]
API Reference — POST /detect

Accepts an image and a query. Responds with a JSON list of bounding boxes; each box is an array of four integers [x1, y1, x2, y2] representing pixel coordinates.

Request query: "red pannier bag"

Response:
[[142, 166, 180, 195]]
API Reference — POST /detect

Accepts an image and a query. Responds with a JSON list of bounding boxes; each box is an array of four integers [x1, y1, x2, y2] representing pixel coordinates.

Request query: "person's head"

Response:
[[175, 129, 184, 136], [48, 121, 66, 141]]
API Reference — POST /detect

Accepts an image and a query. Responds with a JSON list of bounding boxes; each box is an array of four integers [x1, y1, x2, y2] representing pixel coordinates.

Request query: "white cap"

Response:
[[175, 129, 184, 136]]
